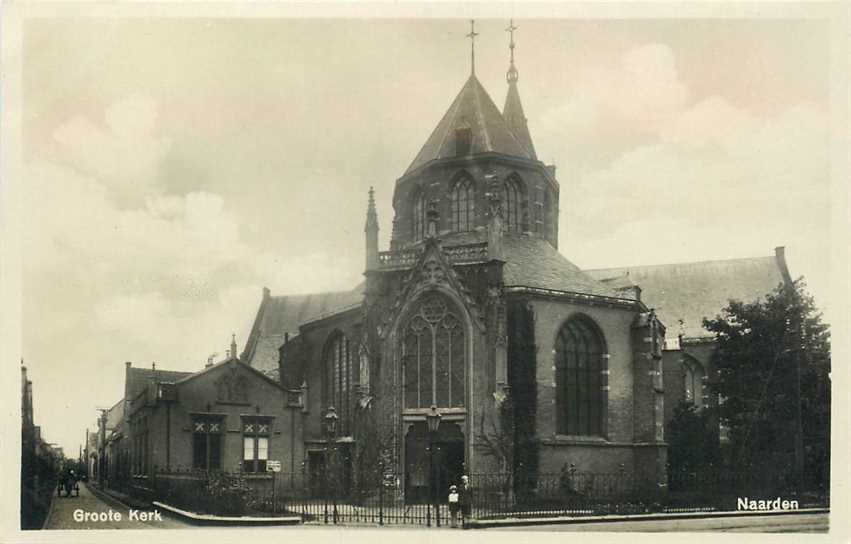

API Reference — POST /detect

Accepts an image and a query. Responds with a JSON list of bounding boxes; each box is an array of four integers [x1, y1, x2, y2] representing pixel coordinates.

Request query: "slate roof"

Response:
[[503, 81, 537, 159], [501, 234, 622, 298], [585, 251, 790, 339], [125, 366, 193, 403], [405, 75, 533, 175], [241, 283, 366, 373]]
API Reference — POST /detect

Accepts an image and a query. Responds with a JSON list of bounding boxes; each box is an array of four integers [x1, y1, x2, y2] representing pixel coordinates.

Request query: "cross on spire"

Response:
[[506, 19, 519, 83], [466, 19, 479, 75]]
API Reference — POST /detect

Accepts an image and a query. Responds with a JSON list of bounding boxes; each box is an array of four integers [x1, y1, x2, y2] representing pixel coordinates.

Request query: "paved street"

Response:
[[44, 483, 189, 529], [493, 513, 829, 533]]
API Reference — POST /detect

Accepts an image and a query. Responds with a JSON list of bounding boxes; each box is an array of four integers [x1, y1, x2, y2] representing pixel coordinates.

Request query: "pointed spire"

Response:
[[503, 20, 537, 159], [365, 186, 379, 271], [466, 20, 479, 76], [365, 186, 378, 229]]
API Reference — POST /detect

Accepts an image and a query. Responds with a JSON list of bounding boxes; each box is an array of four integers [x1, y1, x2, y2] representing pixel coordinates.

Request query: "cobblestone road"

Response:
[[44, 483, 188, 529]]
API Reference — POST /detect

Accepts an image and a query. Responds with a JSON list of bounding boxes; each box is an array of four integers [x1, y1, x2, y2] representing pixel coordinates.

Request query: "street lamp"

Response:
[[324, 407, 338, 524], [426, 405, 442, 527]]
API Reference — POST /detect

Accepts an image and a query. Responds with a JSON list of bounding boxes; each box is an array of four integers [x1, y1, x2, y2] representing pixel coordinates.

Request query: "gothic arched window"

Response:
[[401, 294, 465, 409], [451, 175, 475, 233], [683, 358, 705, 407], [413, 191, 426, 242], [503, 176, 523, 232], [325, 332, 354, 436], [555, 316, 605, 436]]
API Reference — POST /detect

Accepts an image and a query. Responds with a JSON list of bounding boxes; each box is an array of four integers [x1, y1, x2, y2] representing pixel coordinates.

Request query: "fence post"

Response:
[[379, 475, 384, 526], [272, 471, 277, 514]]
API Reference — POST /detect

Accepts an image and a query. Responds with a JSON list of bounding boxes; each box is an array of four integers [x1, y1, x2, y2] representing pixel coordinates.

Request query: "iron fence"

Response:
[[135, 466, 828, 525]]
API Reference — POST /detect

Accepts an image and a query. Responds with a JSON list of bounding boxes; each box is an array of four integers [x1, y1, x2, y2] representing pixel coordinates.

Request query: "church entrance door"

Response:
[[404, 421, 464, 504]]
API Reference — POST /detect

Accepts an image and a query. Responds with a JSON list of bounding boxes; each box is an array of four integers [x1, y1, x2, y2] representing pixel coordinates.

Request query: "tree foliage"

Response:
[[703, 278, 830, 487], [666, 401, 721, 474]]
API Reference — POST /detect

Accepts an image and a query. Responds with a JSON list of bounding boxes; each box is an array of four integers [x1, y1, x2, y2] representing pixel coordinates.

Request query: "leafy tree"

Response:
[[666, 401, 721, 476], [703, 278, 830, 489]]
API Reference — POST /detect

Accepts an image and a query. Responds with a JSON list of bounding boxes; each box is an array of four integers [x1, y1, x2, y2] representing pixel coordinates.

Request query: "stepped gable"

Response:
[[241, 283, 365, 372], [404, 75, 533, 176], [585, 252, 789, 339]]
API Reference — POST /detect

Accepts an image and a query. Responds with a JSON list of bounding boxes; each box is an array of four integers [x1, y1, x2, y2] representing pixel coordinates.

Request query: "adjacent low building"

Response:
[[95, 345, 306, 500]]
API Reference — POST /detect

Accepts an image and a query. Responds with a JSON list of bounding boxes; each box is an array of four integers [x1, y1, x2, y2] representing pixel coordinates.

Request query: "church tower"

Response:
[[389, 21, 560, 251]]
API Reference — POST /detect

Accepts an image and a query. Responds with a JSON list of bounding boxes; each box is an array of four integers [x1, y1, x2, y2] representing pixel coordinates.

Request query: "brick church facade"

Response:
[[243, 43, 675, 499], [241, 35, 792, 501]]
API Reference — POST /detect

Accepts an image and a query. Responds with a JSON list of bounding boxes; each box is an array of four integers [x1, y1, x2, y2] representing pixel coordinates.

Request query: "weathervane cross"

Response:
[[505, 19, 519, 83], [466, 19, 479, 75], [506, 19, 518, 56]]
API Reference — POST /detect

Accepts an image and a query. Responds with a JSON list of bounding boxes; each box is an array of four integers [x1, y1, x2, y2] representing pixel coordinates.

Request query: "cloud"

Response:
[[50, 94, 171, 203], [539, 43, 688, 141]]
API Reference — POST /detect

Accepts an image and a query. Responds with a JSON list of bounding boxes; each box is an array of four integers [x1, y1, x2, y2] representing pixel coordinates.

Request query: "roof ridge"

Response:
[[585, 254, 776, 273]]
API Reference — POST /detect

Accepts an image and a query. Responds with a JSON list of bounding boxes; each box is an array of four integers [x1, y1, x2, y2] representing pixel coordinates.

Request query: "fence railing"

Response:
[[127, 467, 829, 525]]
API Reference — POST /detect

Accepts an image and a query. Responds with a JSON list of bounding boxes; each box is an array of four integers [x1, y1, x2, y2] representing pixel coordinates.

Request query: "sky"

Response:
[[15, 15, 840, 454]]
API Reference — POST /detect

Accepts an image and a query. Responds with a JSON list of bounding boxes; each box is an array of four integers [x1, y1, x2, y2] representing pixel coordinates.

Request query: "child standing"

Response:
[[448, 484, 460, 527]]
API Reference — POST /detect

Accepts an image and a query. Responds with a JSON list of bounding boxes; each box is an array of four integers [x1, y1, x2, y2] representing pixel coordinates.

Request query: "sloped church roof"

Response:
[[586, 249, 791, 340], [241, 284, 365, 371], [405, 75, 533, 175]]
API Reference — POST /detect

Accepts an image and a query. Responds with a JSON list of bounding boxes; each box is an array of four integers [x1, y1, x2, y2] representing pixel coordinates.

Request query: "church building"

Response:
[[243, 25, 674, 499]]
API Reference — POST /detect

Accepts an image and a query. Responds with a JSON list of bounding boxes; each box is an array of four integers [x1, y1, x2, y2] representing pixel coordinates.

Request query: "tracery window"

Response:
[[451, 175, 475, 233], [555, 316, 605, 436], [413, 192, 426, 241], [683, 359, 705, 408], [325, 333, 354, 436], [503, 177, 522, 232], [401, 294, 465, 409]]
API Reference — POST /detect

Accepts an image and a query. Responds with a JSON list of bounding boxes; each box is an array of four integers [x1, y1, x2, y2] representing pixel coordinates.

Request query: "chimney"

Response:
[[262, 286, 271, 300], [231, 334, 238, 361], [151, 362, 156, 371], [284, 332, 290, 344]]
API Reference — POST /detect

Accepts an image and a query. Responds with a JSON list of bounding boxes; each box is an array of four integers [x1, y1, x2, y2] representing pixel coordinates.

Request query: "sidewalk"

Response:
[[464, 507, 831, 529], [44, 482, 187, 529]]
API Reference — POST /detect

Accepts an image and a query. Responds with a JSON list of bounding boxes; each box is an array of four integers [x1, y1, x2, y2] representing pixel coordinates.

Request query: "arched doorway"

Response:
[[404, 421, 465, 503]]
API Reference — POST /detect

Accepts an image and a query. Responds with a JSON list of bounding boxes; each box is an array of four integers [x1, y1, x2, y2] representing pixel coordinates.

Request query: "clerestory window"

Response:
[[451, 175, 475, 233]]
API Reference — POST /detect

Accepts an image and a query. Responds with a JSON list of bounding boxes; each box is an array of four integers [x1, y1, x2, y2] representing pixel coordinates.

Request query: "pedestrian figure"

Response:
[[459, 474, 472, 527], [448, 485, 460, 528], [64, 470, 76, 497]]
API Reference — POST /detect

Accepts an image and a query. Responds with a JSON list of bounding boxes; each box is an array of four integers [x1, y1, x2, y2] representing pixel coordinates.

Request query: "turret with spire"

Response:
[[365, 186, 379, 271], [391, 20, 557, 249], [502, 19, 537, 159]]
